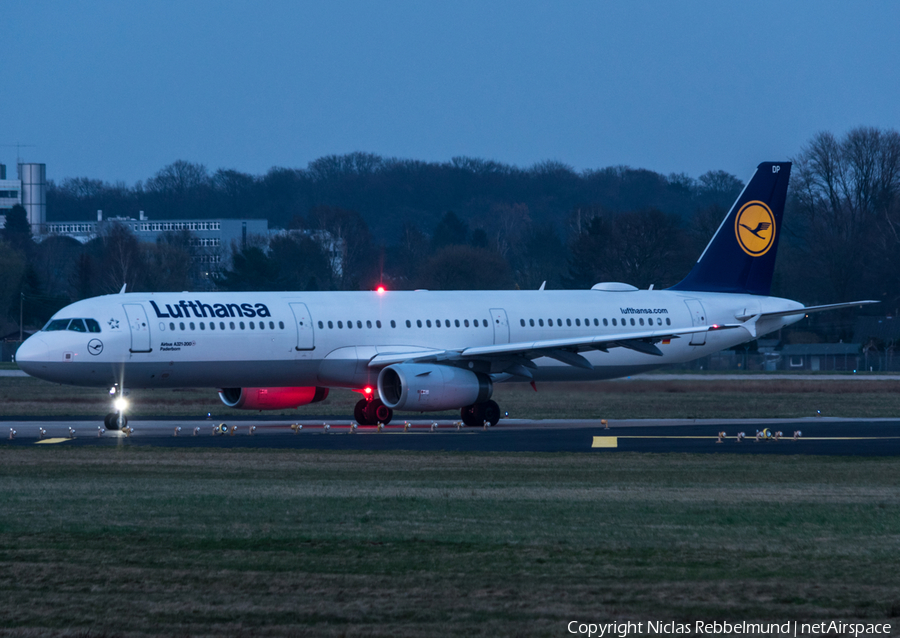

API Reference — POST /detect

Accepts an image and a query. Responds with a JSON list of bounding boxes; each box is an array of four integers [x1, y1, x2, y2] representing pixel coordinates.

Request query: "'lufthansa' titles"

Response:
[[150, 300, 271, 319]]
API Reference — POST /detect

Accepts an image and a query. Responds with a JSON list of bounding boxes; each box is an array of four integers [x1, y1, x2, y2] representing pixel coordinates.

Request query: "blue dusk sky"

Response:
[[3, 1, 899, 184]]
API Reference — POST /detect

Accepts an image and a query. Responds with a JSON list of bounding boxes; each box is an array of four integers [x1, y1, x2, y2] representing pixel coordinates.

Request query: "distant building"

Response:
[[42, 213, 345, 288], [0, 164, 21, 211], [778, 343, 861, 371], [41, 212, 268, 287], [42, 212, 267, 250], [0, 163, 47, 232]]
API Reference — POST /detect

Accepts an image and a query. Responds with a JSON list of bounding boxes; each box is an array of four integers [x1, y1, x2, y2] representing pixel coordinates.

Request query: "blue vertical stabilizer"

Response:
[[669, 161, 791, 295]]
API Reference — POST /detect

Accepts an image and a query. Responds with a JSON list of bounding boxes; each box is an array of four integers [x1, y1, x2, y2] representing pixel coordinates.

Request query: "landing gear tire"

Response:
[[461, 404, 480, 427], [482, 400, 500, 427], [354, 399, 368, 425], [370, 400, 393, 425], [356, 398, 393, 425], [461, 400, 500, 427], [105, 412, 127, 430]]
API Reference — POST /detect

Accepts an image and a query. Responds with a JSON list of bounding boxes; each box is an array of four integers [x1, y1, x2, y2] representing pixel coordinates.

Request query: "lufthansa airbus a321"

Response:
[[15, 162, 876, 429]]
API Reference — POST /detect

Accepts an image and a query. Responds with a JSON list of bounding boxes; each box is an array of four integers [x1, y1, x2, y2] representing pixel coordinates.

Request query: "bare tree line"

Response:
[[1, 127, 898, 342]]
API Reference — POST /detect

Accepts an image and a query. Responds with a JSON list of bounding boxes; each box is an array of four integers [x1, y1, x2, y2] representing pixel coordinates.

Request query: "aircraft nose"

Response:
[[15, 335, 50, 374]]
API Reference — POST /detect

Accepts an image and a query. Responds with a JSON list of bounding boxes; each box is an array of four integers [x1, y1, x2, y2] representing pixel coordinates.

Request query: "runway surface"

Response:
[[3, 415, 900, 455]]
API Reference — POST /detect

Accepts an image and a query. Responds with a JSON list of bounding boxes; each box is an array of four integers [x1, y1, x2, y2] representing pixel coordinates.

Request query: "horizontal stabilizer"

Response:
[[759, 300, 879, 319]]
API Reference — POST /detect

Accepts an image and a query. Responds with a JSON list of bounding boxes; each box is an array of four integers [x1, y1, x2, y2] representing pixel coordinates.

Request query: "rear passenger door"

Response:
[[490, 308, 510, 345]]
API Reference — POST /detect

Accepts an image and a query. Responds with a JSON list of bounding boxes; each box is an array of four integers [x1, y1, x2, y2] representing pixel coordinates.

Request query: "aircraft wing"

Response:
[[367, 324, 736, 375]]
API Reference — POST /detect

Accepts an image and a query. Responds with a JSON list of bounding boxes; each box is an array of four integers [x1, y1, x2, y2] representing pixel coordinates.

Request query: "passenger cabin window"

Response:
[[575, 318, 580, 326], [318, 321, 324, 329], [520, 319, 525, 327], [529, 319, 534, 327], [603, 318, 608, 326], [612, 319, 617, 326], [426, 320, 432, 328], [436, 320, 441, 327], [190, 322, 196, 330], [390, 320, 395, 328], [455, 320, 460, 327]]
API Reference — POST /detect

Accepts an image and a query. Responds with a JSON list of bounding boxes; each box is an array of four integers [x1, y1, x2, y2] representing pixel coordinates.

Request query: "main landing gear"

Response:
[[354, 397, 393, 426], [461, 400, 501, 427]]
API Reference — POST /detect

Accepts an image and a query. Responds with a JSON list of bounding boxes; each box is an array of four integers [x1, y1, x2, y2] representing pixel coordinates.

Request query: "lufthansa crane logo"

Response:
[[734, 200, 776, 257], [87, 339, 103, 356]]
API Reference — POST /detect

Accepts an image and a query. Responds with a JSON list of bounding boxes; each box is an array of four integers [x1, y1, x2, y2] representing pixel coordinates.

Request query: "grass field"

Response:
[[3, 375, 900, 420], [1, 449, 898, 636]]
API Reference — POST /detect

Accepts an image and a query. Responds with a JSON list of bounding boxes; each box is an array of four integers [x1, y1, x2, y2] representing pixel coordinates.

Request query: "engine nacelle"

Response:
[[377, 363, 492, 412], [218, 386, 329, 410]]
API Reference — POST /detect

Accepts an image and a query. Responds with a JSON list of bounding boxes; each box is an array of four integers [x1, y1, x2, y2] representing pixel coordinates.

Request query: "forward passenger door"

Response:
[[289, 303, 315, 350]]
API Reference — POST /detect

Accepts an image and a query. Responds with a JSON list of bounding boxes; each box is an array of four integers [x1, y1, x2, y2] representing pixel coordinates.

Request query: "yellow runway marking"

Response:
[[592, 435, 900, 448], [34, 438, 72, 445]]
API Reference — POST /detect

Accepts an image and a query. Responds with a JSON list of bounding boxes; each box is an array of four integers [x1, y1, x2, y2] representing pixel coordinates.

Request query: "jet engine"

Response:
[[218, 386, 329, 410], [377, 363, 492, 412]]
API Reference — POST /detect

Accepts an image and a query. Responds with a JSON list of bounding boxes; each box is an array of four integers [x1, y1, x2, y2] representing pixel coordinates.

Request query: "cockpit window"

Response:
[[42, 318, 102, 333], [44, 319, 71, 331]]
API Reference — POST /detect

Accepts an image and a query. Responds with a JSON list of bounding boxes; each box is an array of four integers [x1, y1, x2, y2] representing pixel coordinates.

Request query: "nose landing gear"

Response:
[[461, 400, 501, 427], [104, 385, 129, 431]]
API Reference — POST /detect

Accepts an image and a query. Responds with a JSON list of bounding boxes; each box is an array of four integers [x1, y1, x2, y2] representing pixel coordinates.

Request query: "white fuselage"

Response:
[[16, 288, 803, 390]]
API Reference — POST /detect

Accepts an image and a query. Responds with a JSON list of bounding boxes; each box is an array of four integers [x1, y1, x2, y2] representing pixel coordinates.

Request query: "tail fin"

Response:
[[669, 161, 791, 296]]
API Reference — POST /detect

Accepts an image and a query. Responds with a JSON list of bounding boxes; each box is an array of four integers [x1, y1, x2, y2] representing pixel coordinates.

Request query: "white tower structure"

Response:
[[18, 163, 46, 233]]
